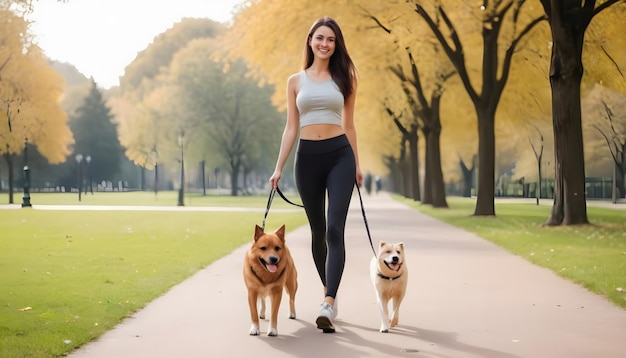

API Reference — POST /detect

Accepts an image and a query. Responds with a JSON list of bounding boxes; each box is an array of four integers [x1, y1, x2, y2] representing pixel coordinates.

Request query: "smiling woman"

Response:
[[28, 0, 243, 88]]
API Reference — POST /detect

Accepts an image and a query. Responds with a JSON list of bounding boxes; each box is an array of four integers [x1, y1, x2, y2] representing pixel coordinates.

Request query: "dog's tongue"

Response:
[[267, 264, 278, 273], [389, 263, 401, 271]]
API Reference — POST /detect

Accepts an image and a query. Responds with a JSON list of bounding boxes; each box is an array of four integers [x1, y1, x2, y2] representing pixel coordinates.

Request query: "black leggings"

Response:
[[295, 134, 356, 299]]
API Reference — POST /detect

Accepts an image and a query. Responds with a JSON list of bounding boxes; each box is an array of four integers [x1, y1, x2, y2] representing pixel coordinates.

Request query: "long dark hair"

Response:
[[303, 17, 357, 99]]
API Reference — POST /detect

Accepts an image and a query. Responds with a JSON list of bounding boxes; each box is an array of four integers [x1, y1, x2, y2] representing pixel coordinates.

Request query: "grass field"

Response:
[[0, 191, 307, 357], [395, 195, 626, 310]]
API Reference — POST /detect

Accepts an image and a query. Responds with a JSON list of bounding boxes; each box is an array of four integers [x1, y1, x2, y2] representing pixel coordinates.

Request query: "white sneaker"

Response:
[[316, 302, 335, 333], [332, 297, 338, 319]]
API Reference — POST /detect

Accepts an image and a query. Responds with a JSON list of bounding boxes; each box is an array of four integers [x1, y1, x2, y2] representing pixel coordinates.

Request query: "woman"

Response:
[[269, 16, 362, 333]]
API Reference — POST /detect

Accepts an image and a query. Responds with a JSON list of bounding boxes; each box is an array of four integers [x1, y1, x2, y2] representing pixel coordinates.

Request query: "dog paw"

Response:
[[267, 328, 278, 337], [289, 312, 296, 319], [249, 324, 260, 336], [259, 314, 265, 320], [380, 324, 390, 333]]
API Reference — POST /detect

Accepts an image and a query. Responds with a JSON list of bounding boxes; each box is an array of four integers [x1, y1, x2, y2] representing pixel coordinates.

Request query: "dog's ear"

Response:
[[379, 241, 386, 248], [275, 224, 286, 241], [254, 225, 264, 241], [398, 242, 405, 250]]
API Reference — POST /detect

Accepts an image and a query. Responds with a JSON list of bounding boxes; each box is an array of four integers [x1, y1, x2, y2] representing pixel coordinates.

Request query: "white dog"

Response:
[[370, 241, 408, 333]]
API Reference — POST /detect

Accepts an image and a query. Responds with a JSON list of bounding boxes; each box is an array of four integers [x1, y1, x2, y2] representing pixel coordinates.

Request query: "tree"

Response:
[[70, 80, 123, 185], [385, 105, 418, 199], [113, 18, 227, 196], [538, 0, 624, 225], [595, 101, 625, 198], [459, 155, 476, 197], [169, 39, 283, 196], [394, 51, 452, 208], [529, 125, 545, 204], [365, 6, 456, 207], [584, 85, 626, 199], [414, 0, 546, 216], [1, 6, 72, 203]]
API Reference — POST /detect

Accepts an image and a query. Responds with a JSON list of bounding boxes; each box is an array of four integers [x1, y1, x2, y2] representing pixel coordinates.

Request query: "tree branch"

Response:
[[386, 106, 408, 137], [0, 54, 11, 74], [601, 44, 624, 78], [406, 50, 430, 117], [414, 3, 479, 103], [498, 14, 547, 89], [593, 124, 619, 163], [365, 13, 392, 34]]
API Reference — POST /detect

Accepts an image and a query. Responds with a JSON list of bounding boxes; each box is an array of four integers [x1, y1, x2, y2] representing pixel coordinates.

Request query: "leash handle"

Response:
[[262, 187, 304, 231], [261, 188, 276, 231], [355, 182, 377, 257]]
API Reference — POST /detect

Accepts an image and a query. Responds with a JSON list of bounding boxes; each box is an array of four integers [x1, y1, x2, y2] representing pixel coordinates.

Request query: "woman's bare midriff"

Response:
[[300, 124, 344, 140]]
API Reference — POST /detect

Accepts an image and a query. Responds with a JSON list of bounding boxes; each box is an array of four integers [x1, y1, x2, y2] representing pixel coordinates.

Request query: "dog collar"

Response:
[[377, 271, 402, 281]]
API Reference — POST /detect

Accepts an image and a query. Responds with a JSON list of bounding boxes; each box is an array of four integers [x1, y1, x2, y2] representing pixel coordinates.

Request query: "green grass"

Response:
[[0, 192, 307, 357], [395, 195, 626, 309]]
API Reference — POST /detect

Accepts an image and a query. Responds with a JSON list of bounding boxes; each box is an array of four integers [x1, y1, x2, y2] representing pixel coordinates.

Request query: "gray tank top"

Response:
[[296, 70, 343, 128]]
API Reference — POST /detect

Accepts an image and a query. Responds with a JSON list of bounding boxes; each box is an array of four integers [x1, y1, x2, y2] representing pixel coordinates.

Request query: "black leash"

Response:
[[261, 187, 304, 231], [355, 182, 377, 257], [262, 185, 377, 258], [276, 187, 304, 208]]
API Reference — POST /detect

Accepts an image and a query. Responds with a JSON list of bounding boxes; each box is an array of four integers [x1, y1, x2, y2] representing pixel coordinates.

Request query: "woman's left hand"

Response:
[[355, 168, 363, 187]]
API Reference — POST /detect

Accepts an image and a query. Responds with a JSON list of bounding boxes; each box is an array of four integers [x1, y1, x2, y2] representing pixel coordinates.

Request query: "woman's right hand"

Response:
[[269, 170, 282, 189]]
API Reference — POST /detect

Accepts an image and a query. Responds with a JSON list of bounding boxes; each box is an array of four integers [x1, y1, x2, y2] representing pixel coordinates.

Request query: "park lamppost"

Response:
[[75, 154, 83, 202], [177, 132, 185, 206], [22, 138, 32, 208], [85, 155, 92, 194]]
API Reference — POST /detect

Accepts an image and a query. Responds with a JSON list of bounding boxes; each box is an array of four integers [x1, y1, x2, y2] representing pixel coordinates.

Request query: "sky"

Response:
[[29, 0, 243, 89]]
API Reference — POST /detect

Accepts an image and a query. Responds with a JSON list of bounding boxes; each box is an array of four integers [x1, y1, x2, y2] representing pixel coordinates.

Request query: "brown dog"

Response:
[[243, 224, 297, 336]]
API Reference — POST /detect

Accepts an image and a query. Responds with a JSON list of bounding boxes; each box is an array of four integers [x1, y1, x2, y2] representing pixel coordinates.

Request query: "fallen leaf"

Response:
[[19, 307, 32, 312]]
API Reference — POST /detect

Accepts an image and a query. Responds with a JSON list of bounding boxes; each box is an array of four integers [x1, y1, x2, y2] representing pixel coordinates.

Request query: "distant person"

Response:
[[375, 175, 382, 194], [269, 17, 361, 333], [365, 172, 372, 195]]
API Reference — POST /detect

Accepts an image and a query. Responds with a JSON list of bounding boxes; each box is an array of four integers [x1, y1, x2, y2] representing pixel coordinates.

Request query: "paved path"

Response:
[[68, 193, 626, 358]]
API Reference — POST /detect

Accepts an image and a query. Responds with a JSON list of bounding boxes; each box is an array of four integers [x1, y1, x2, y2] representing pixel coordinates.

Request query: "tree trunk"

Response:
[[154, 163, 159, 197], [140, 166, 145, 191], [397, 138, 408, 198], [4, 154, 14, 204], [402, 155, 411, 199], [230, 161, 240, 196], [618, 147, 625, 198], [426, 96, 448, 208], [383, 156, 396, 194], [390, 112, 418, 200], [460, 157, 474, 198], [428, 128, 448, 208], [408, 124, 420, 202], [201, 160, 207, 196], [474, 106, 497, 216], [537, 160, 543, 204], [421, 126, 432, 205], [544, 1, 589, 225]]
